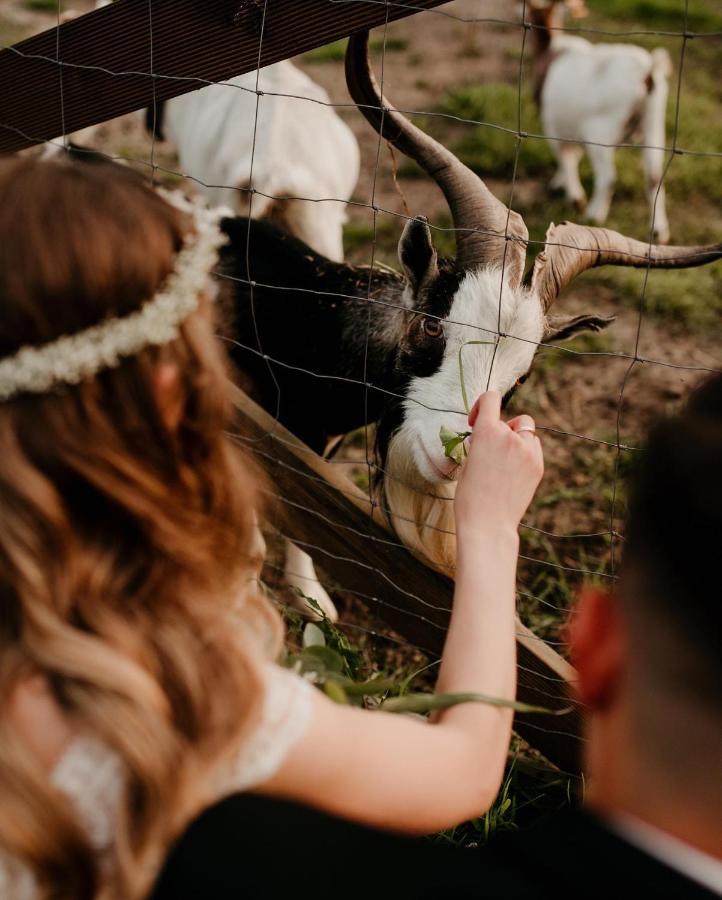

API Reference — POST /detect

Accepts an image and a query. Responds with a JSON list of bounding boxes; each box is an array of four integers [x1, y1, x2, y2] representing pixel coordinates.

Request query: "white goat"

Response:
[[156, 61, 360, 263], [529, 1, 672, 243], [61, 3, 360, 262]]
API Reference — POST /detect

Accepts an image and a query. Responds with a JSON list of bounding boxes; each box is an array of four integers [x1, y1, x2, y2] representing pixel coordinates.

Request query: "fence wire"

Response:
[[2, 0, 719, 760]]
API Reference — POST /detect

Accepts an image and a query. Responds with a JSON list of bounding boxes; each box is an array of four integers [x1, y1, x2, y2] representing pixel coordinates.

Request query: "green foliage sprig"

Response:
[[286, 594, 569, 717], [438, 340, 495, 464]]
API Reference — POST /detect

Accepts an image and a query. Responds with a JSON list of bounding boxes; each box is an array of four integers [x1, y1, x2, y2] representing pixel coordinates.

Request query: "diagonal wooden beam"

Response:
[[229, 384, 584, 775], [0, 0, 451, 154]]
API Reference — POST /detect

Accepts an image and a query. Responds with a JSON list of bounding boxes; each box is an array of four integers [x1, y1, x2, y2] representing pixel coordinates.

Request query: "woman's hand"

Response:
[[455, 391, 544, 542]]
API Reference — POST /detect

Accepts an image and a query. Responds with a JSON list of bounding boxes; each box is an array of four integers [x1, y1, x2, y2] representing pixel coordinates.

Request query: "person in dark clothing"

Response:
[[152, 797, 720, 900], [152, 374, 722, 900]]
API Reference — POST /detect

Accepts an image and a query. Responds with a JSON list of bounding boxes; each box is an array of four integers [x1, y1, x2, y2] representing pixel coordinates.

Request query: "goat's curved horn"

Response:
[[530, 222, 722, 311], [345, 30, 528, 285]]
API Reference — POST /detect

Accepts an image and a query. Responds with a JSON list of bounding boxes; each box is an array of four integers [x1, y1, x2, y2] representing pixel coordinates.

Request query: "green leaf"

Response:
[[324, 680, 350, 704], [300, 645, 346, 674], [297, 593, 326, 619], [302, 622, 326, 648], [294, 590, 363, 680], [379, 691, 572, 716], [439, 425, 471, 464], [334, 676, 397, 697]]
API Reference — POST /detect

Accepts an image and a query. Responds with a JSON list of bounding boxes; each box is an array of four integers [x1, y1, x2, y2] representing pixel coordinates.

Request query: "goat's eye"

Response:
[[422, 317, 443, 338]]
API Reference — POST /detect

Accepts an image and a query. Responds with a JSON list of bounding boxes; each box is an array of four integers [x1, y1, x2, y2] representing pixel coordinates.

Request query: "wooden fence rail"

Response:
[[0, 0, 451, 154]]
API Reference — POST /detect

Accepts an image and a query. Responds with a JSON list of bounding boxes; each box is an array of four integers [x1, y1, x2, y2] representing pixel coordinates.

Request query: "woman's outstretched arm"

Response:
[[258, 391, 544, 833]]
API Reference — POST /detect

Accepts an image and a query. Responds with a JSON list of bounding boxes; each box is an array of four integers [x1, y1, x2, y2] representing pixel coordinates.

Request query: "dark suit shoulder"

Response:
[[472, 810, 720, 900]]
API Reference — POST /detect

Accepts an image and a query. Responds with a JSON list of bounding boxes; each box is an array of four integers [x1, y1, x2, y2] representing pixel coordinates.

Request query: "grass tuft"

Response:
[[304, 36, 408, 65], [438, 83, 554, 178], [23, 0, 59, 10]]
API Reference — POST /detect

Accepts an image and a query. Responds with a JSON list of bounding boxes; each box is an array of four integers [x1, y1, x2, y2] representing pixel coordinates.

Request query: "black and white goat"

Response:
[[528, 0, 672, 242], [218, 30, 722, 574]]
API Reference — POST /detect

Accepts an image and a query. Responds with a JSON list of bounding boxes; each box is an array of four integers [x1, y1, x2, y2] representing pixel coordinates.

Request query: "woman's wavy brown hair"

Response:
[[0, 156, 282, 898]]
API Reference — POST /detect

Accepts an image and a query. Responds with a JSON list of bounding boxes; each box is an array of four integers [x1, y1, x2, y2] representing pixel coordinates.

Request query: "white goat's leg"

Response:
[[646, 180, 670, 245], [585, 144, 616, 224], [643, 56, 671, 244], [550, 165, 567, 191], [284, 542, 338, 621], [558, 144, 587, 211], [548, 142, 566, 191]]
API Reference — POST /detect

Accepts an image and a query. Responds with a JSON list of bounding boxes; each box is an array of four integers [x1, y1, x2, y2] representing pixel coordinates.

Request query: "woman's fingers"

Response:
[[507, 414, 537, 440], [468, 398, 480, 428], [468, 391, 501, 428]]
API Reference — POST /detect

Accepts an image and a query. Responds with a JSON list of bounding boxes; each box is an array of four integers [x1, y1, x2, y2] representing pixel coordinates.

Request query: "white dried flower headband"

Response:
[[0, 192, 229, 403]]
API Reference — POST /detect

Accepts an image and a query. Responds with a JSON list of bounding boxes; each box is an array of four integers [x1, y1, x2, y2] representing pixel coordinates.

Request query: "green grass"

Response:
[[343, 218, 399, 257], [593, 265, 722, 332], [370, 36, 409, 54], [304, 39, 347, 64], [23, 0, 58, 10], [304, 35, 408, 64], [436, 83, 554, 178], [586, 0, 722, 33]]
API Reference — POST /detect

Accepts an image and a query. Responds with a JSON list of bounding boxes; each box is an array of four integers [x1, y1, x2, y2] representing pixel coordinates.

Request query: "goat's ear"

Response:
[[543, 314, 615, 343], [398, 216, 438, 294]]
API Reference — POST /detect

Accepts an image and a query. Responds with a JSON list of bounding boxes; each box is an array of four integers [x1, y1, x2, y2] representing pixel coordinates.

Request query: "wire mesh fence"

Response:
[[1, 0, 720, 775]]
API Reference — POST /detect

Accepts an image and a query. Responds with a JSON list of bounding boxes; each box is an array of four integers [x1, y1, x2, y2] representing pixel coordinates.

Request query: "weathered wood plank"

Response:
[[229, 385, 584, 774], [0, 0, 452, 153]]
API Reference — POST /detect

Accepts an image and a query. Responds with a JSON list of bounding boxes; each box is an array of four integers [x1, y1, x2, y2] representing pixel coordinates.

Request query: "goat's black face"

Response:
[[397, 311, 446, 378], [396, 218, 463, 379]]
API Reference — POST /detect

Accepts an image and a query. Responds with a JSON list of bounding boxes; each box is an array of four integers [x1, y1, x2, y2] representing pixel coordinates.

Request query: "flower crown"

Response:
[[0, 192, 229, 403]]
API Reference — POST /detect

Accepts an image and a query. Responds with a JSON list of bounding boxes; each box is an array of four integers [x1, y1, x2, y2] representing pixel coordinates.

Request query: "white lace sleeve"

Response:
[[51, 736, 125, 854], [0, 736, 124, 900], [223, 664, 314, 793], [0, 667, 313, 897]]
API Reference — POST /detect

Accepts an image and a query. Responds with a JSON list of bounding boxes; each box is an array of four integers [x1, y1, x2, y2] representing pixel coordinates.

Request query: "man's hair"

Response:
[[621, 373, 722, 702]]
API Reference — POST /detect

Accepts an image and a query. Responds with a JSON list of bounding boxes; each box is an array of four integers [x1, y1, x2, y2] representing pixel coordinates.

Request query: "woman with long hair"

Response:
[[0, 155, 543, 898]]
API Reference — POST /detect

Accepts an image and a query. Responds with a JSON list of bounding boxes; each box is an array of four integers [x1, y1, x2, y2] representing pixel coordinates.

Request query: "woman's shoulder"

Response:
[[221, 663, 314, 793], [0, 735, 123, 900], [25, 663, 313, 883], [47, 664, 314, 817]]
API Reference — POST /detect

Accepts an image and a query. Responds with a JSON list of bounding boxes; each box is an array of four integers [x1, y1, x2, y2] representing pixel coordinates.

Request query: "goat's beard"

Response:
[[382, 429, 457, 575]]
